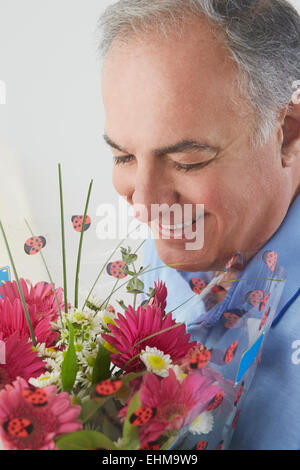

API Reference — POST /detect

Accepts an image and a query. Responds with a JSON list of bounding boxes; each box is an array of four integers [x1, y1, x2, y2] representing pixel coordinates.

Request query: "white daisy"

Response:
[[29, 370, 61, 388], [189, 411, 214, 435], [140, 346, 172, 377], [170, 364, 187, 383]]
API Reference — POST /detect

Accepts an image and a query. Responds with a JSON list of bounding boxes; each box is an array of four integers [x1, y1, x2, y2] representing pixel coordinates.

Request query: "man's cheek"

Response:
[[112, 170, 130, 197]]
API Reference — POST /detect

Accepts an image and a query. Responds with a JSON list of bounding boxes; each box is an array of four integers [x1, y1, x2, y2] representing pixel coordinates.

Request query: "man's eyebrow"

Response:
[[103, 134, 219, 156]]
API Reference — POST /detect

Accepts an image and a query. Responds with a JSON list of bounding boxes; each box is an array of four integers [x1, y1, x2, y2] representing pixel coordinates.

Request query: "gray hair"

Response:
[[97, 0, 300, 146]]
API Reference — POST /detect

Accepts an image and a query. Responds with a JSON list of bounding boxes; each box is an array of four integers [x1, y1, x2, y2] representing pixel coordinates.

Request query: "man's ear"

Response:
[[281, 101, 300, 167]]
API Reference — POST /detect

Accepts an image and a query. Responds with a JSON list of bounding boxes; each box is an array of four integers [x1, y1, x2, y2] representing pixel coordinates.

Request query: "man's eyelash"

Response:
[[172, 161, 209, 173], [113, 155, 209, 172], [113, 155, 134, 165]]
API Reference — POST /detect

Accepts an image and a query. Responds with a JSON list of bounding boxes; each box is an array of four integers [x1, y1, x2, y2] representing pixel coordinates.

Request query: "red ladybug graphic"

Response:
[[189, 278, 206, 294], [211, 285, 226, 294], [206, 392, 224, 411], [196, 440, 208, 450], [224, 340, 238, 364], [189, 345, 211, 369], [234, 382, 244, 407], [222, 309, 244, 329], [263, 250, 278, 272], [3, 418, 34, 438], [71, 215, 91, 232], [95, 378, 123, 397], [216, 440, 224, 450], [107, 304, 116, 315], [259, 306, 271, 330], [140, 441, 160, 450], [106, 260, 127, 279], [232, 409, 241, 429], [24, 236, 46, 256], [259, 293, 270, 313], [130, 406, 156, 426], [246, 289, 264, 308], [22, 387, 48, 407]]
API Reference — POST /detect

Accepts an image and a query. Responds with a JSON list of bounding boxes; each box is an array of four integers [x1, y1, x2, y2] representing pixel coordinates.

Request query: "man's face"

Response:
[[101, 20, 292, 271]]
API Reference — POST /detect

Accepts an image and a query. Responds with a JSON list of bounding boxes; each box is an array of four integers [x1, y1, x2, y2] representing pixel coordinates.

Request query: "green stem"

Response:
[[0, 220, 37, 346], [58, 163, 68, 314], [103, 277, 119, 310], [82, 224, 144, 311], [74, 180, 93, 309], [24, 219, 64, 329]]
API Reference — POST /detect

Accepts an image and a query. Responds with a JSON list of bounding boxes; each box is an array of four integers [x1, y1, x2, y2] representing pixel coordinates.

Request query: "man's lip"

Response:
[[152, 213, 208, 240], [157, 213, 206, 228]]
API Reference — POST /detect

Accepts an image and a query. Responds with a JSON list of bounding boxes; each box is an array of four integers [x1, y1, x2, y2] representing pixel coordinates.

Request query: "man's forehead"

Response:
[[102, 17, 234, 77]]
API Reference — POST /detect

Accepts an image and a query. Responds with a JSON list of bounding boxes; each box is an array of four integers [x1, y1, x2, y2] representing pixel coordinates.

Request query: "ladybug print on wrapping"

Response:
[[234, 382, 244, 407], [189, 278, 206, 294], [222, 309, 244, 329], [232, 409, 241, 429], [224, 340, 238, 364], [71, 215, 91, 233], [224, 255, 236, 271], [246, 289, 264, 308], [259, 306, 271, 330], [22, 387, 48, 407], [195, 440, 208, 450], [259, 293, 270, 313], [130, 406, 156, 426], [189, 345, 211, 369], [95, 378, 123, 397], [263, 250, 278, 272], [3, 418, 34, 438], [24, 236, 46, 256], [106, 260, 127, 279], [206, 392, 224, 411], [211, 285, 226, 294]]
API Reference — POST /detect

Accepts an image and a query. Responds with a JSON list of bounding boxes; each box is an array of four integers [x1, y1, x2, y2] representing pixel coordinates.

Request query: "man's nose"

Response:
[[131, 163, 177, 223]]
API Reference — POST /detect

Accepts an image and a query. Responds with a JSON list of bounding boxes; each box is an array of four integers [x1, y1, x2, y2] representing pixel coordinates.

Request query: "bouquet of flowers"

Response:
[[0, 165, 287, 450]]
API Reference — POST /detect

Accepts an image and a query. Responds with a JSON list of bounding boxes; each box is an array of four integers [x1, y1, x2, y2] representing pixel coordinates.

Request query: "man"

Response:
[[99, 0, 300, 449]]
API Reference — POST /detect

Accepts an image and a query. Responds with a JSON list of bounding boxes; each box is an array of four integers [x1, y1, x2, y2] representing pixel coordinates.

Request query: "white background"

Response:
[[0, 0, 300, 304]]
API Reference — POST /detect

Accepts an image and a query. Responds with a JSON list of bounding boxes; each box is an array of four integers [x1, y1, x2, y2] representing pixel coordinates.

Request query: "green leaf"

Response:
[[116, 299, 128, 311], [120, 246, 138, 265], [126, 277, 144, 294], [56, 430, 117, 450], [121, 392, 141, 450], [160, 434, 177, 450], [92, 343, 111, 385], [80, 399, 103, 424], [61, 320, 78, 392], [121, 268, 136, 276]]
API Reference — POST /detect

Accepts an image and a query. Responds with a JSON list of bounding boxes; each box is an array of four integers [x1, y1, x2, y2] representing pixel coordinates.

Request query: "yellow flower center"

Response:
[[147, 354, 166, 370], [191, 415, 201, 427], [104, 316, 116, 326], [46, 348, 57, 354]]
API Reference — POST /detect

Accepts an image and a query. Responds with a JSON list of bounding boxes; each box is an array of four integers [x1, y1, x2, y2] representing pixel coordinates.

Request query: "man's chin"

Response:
[[154, 238, 216, 272]]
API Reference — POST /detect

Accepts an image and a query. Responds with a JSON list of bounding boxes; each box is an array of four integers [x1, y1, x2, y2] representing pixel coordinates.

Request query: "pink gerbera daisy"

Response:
[[0, 377, 82, 450], [0, 297, 59, 347], [102, 304, 195, 373], [0, 279, 65, 323], [124, 369, 221, 445], [147, 280, 167, 313], [0, 332, 46, 390]]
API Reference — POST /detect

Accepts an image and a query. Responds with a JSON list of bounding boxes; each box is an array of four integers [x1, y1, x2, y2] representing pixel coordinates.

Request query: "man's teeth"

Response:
[[160, 215, 202, 230]]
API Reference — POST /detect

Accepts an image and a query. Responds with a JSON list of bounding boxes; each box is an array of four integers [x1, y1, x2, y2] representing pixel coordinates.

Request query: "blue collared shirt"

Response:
[[141, 194, 300, 450]]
